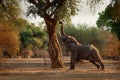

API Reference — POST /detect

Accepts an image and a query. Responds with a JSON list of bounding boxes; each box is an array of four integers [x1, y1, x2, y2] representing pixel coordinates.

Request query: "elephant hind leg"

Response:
[[90, 60, 100, 70], [96, 60, 105, 70], [99, 62, 104, 70]]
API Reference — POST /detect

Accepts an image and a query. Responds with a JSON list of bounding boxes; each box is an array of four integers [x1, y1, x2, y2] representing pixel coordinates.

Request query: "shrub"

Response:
[[0, 21, 20, 57], [101, 31, 120, 57]]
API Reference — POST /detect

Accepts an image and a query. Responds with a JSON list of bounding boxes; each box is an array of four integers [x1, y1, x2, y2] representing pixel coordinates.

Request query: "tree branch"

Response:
[[0, 0, 2, 4], [44, 12, 56, 25], [50, 7, 59, 17], [41, 0, 51, 11], [28, 0, 39, 7]]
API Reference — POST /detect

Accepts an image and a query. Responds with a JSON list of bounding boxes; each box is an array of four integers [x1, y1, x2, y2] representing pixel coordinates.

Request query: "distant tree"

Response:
[[0, 0, 20, 57], [0, 0, 20, 22], [0, 21, 19, 57], [101, 30, 120, 57], [20, 24, 47, 50], [96, 0, 120, 40]]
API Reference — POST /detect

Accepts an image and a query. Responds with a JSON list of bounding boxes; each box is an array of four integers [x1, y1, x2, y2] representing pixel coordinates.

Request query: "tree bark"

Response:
[[44, 19, 64, 68]]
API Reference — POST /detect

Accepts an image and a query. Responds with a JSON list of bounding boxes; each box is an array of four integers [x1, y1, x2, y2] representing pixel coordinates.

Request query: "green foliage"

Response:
[[0, 0, 20, 21], [27, 0, 80, 22], [110, 0, 120, 21], [96, 2, 120, 40], [62, 24, 106, 53], [12, 18, 30, 31], [86, 0, 104, 12], [20, 24, 47, 49], [26, 0, 105, 22], [96, 6, 112, 29], [57, 0, 80, 21]]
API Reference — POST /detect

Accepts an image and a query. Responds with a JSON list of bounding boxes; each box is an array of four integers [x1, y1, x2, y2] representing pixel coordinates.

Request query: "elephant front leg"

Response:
[[70, 52, 76, 70]]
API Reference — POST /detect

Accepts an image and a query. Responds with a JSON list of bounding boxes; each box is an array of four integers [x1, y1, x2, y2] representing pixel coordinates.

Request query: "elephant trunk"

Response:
[[59, 21, 65, 36]]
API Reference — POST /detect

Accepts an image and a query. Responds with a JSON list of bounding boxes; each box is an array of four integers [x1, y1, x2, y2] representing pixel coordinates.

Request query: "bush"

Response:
[[101, 31, 120, 57], [0, 21, 20, 57]]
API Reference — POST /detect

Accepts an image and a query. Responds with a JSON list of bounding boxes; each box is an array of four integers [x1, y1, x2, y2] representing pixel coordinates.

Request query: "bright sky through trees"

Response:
[[71, 0, 110, 26], [20, 0, 110, 26]]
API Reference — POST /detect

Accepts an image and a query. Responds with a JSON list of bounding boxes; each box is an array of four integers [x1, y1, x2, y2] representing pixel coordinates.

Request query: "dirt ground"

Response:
[[0, 57, 120, 80]]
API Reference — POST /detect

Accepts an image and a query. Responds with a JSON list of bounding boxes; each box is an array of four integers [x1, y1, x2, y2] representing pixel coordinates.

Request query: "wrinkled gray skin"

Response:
[[59, 22, 104, 70]]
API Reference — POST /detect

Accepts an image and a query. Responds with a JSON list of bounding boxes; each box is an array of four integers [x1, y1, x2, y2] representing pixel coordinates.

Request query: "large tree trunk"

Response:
[[49, 33, 64, 68], [44, 19, 64, 68]]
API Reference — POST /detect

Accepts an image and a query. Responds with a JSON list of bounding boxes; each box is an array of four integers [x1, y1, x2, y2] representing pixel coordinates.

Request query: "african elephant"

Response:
[[59, 22, 104, 70]]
